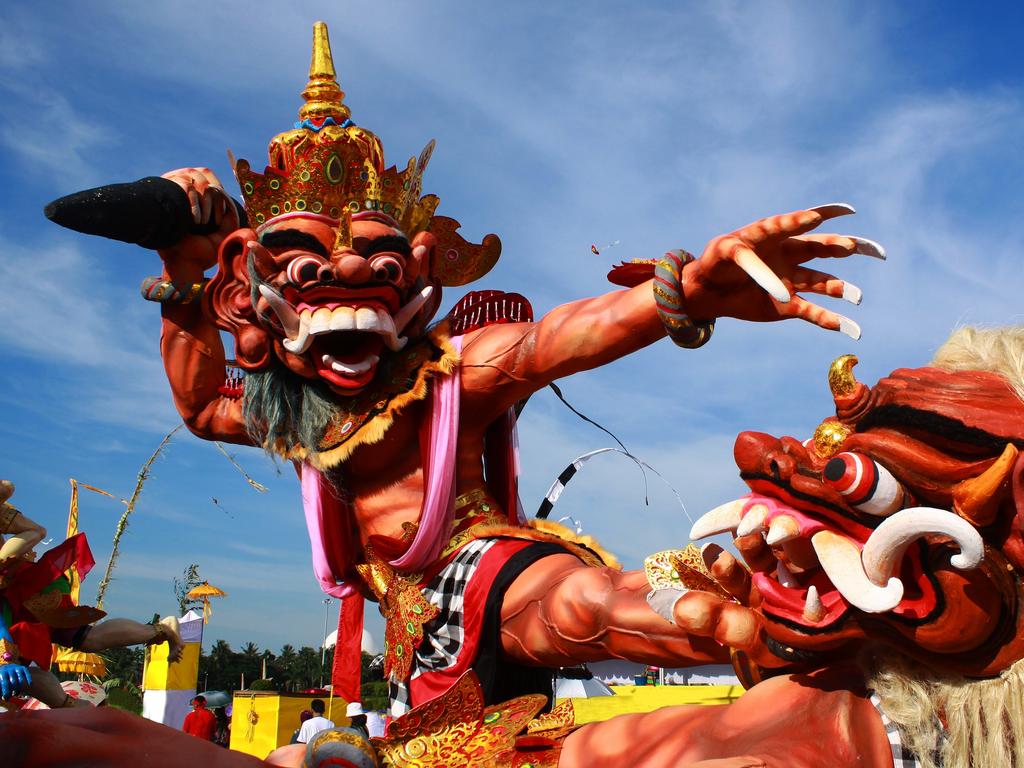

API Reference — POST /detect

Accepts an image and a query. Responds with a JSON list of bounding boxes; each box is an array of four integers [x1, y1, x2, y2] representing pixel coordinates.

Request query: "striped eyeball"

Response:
[[286, 254, 327, 286], [823, 452, 905, 517]]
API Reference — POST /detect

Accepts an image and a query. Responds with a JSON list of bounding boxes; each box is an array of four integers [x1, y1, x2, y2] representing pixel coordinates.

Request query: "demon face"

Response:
[[692, 351, 1024, 676], [204, 213, 439, 394]]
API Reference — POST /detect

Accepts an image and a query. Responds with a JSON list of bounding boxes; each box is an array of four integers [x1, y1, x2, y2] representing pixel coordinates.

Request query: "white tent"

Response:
[[554, 675, 615, 699], [323, 627, 377, 655]]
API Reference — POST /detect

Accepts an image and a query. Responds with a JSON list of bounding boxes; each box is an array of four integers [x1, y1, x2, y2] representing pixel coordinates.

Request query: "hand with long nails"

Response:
[[681, 203, 884, 340], [666, 544, 795, 669]]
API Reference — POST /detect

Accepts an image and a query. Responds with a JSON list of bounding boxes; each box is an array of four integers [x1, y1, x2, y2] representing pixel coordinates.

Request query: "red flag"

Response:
[[332, 593, 365, 704]]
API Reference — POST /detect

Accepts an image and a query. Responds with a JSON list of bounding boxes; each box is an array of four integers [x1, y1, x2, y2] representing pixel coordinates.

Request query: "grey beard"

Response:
[[242, 363, 340, 457]]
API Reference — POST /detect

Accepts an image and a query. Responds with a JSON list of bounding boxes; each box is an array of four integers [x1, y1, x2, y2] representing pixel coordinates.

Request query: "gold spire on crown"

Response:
[[299, 21, 350, 124], [232, 22, 502, 286]]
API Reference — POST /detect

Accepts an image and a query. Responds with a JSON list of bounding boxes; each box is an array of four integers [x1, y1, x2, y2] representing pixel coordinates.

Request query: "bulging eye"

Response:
[[370, 254, 403, 284], [823, 451, 906, 517], [286, 254, 326, 286]]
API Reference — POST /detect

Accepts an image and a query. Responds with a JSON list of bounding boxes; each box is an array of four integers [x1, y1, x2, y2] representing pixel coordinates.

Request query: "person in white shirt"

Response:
[[295, 699, 334, 744]]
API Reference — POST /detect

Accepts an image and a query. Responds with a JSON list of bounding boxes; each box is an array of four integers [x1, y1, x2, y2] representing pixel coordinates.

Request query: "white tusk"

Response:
[[861, 507, 984, 587], [392, 285, 434, 334], [374, 311, 407, 351], [811, 530, 903, 613], [803, 585, 826, 623], [736, 503, 769, 538], [258, 284, 300, 337], [260, 286, 314, 355], [282, 312, 312, 354], [766, 515, 799, 546], [689, 499, 746, 541], [776, 560, 799, 589], [734, 249, 790, 304]]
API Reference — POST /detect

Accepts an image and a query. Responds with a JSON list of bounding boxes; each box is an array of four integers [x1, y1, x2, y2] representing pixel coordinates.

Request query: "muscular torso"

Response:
[[333, 394, 495, 546]]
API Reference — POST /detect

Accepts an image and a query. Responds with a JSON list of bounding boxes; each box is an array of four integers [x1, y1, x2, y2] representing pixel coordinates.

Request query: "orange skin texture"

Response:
[[0, 671, 892, 768], [560, 667, 894, 768]]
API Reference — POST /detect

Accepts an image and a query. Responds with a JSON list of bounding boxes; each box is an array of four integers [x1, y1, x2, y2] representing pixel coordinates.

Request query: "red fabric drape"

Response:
[[332, 593, 365, 703]]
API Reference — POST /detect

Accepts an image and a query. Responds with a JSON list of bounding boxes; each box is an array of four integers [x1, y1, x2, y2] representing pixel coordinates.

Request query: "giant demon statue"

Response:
[[30, 21, 890, 767]]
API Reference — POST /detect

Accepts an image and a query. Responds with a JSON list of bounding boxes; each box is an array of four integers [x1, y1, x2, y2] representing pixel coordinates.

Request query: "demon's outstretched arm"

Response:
[[460, 205, 882, 417], [157, 169, 251, 444], [499, 554, 731, 667]]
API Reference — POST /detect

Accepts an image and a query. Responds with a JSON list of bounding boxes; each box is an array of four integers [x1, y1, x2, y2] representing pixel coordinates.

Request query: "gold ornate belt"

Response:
[[443, 488, 506, 559]]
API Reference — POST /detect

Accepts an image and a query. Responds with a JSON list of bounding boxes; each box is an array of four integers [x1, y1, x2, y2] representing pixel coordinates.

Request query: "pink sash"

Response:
[[300, 336, 463, 597]]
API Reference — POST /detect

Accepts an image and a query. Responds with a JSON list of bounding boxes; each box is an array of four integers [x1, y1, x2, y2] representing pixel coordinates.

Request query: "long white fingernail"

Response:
[[735, 250, 790, 303], [838, 315, 862, 340], [842, 282, 862, 305], [809, 203, 856, 218], [853, 237, 886, 260]]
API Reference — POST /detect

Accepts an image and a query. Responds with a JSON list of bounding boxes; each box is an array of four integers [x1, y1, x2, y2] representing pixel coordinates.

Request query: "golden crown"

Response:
[[233, 22, 499, 286]]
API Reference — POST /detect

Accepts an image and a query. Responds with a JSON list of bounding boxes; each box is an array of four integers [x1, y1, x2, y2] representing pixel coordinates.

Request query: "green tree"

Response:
[[173, 563, 203, 616], [294, 646, 321, 690], [102, 646, 145, 686], [239, 641, 261, 687], [202, 639, 236, 691], [271, 644, 297, 691]]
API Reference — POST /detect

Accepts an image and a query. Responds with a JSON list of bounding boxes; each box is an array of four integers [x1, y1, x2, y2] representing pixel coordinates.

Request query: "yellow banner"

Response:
[[143, 643, 201, 691], [66, 480, 81, 602]]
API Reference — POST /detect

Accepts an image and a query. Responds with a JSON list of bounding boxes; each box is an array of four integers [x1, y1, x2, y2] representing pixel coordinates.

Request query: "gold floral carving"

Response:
[[373, 671, 546, 767], [645, 546, 731, 600], [357, 551, 438, 683]]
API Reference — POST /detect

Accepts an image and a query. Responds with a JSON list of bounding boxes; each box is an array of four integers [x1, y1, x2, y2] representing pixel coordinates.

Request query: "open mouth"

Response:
[[311, 332, 385, 388], [689, 488, 981, 631], [258, 283, 434, 390]]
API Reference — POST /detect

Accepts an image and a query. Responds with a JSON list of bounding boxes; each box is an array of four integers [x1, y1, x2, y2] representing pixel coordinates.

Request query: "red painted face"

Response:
[[693, 365, 1024, 676], [207, 213, 436, 395]]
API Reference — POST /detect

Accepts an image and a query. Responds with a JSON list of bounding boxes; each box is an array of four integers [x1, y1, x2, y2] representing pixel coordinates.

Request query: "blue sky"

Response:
[[1, 2, 1022, 655]]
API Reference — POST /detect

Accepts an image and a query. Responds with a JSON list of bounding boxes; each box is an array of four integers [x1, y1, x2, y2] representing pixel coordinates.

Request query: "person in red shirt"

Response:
[[182, 695, 217, 741]]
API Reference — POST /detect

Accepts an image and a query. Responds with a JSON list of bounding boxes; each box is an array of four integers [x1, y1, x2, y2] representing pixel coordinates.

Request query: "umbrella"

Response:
[[186, 581, 228, 624], [51, 646, 107, 677], [22, 680, 107, 709], [196, 690, 231, 708]]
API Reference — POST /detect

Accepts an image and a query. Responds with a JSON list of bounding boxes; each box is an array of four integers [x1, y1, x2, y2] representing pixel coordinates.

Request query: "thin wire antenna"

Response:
[[214, 442, 269, 492], [547, 382, 651, 504]]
